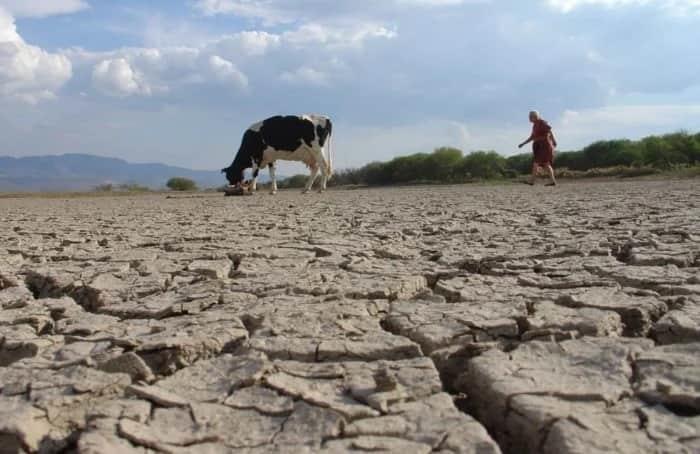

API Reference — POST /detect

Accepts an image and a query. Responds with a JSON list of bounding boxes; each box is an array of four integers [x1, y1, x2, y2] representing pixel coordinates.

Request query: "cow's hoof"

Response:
[[270, 191, 277, 195], [301, 189, 310, 194]]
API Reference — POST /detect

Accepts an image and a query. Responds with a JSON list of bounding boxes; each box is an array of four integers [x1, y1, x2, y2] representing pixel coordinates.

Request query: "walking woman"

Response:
[[518, 111, 557, 186]]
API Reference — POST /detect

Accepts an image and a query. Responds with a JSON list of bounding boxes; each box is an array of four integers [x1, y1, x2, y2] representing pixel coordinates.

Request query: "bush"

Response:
[[425, 147, 463, 181], [555, 150, 586, 170], [505, 153, 532, 175], [166, 177, 197, 191], [278, 174, 308, 189], [94, 183, 151, 193], [118, 183, 151, 192], [460, 151, 506, 180], [554, 166, 661, 179], [294, 129, 700, 187], [618, 166, 661, 178]]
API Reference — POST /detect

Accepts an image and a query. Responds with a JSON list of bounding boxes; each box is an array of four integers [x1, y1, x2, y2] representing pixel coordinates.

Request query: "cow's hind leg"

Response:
[[312, 148, 329, 193], [319, 162, 329, 193], [303, 164, 319, 194], [269, 163, 277, 195]]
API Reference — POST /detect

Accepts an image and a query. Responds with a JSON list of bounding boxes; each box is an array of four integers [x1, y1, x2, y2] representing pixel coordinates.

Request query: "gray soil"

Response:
[[1, 179, 698, 453]]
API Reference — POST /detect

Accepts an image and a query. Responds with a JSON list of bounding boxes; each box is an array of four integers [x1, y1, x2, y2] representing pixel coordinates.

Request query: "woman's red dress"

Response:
[[530, 119, 554, 166]]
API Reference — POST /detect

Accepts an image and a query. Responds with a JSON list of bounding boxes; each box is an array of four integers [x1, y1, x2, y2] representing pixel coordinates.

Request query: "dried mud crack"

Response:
[[1, 180, 699, 453]]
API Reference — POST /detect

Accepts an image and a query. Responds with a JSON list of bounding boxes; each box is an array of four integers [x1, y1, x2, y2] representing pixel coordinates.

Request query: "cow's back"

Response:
[[258, 115, 316, 151]]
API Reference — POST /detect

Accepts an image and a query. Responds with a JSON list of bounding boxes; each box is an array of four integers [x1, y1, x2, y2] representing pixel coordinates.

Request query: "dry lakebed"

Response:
[[1, 179, 699, 453]]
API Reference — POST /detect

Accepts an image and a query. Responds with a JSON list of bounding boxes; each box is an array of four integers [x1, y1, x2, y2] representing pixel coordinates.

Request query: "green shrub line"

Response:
[[278, 130, 700, 188], [33, 129, 695, 196]]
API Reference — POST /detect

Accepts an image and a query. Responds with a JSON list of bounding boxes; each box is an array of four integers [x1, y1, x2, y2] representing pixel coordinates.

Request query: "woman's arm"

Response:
[[550, 131, 558, 148], [518, 129, 535, 148], [518, 137, 532, 149]]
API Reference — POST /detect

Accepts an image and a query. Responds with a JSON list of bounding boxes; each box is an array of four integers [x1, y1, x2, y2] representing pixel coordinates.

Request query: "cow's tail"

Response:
[[326, 119, 333, 179]]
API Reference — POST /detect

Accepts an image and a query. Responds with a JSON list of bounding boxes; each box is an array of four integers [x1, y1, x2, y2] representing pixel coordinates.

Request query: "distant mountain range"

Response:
[[0, 154, 255, 192]]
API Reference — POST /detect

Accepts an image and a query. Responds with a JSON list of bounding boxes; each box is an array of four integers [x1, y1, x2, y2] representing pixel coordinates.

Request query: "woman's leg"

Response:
[[530, 162, 539, 184], [545, 164, 556, 185]]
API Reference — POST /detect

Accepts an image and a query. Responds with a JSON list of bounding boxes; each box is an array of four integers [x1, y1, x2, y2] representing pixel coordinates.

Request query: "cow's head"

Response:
[[221, 165, 245, 187]]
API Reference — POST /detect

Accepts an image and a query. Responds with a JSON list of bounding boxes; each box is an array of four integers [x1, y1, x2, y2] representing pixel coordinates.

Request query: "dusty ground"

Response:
[[1, 179, 699, 453]]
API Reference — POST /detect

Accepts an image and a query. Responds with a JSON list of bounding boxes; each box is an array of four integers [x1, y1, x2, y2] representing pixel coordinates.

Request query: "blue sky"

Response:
[[1, 0, 699, 172]]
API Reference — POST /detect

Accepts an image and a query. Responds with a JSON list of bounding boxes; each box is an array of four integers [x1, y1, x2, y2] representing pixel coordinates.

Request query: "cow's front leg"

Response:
[[250, 165, 260, 192], [269, 163, 277, 195], [303, 165, 319, 194], [318, 171, 328, 193]]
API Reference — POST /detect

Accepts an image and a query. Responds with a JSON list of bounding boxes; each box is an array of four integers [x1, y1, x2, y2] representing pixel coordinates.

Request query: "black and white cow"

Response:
[[222, 114, 333, 194]]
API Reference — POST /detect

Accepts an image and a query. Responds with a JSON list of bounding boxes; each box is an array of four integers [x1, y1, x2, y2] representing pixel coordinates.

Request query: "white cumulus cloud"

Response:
[[547, 0, 700, 14], [211, 31, 281, 57], [280, 67, 329, 86], [84, 46, 249, 97], [0, 0, 88, 18], [72, 15, 395, 100], [559, 104, 700, 130], [0, 7, 72, 103], [208, 55, 248, 88], [193, 0, 470, 23], [207, 22, 396, 55], [282, 22, 397, 49], [92, 58, 153, 97]]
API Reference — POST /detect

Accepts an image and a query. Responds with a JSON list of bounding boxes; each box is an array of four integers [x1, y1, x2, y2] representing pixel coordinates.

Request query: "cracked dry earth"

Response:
[[0, 180, 699, 454]]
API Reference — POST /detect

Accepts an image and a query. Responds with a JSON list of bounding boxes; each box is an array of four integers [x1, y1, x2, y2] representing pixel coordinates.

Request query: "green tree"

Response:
[[389, 154, 428, 183], [460, 151, 506, 179], [424, 147, 463, 181], [331, 168, 364, 186], [505, 153, 532, 175], [166, 177, 198, 191], [363, 161, 392, 186], [555, 150, 584, 170], [640, 136, 677, 168], [659, 131, 699, 165], [580, 140, 635, 168]]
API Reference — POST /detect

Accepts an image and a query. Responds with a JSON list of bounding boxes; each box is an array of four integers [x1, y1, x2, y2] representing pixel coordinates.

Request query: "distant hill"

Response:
[[0, 154, 248, 192]]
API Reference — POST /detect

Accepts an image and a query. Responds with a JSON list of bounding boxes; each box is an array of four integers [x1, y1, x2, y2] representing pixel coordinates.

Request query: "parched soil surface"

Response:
[[1, 180, 698, 453]]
